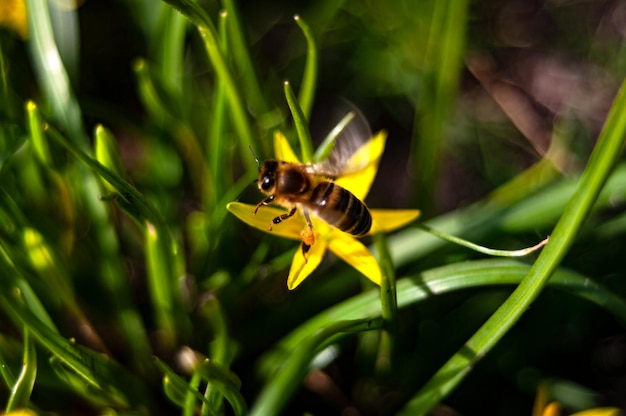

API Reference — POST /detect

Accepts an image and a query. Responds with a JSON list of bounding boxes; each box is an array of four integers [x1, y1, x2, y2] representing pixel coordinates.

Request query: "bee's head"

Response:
[[258, 160, 278, 194]]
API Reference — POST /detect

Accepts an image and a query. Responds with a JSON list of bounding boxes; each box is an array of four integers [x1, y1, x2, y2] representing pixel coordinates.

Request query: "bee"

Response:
[[253, 160, 372, 255], [252, 107, 375, 257]]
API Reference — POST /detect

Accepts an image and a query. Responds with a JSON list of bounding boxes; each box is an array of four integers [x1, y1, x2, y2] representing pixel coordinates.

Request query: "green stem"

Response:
[[373, 233, 397, 373]]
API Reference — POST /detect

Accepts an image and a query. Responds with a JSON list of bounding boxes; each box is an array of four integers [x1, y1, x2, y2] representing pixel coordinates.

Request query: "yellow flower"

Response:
[[533, 383, 621, 416], [227, 130, 419, 290], [0, 0, 28, 39]]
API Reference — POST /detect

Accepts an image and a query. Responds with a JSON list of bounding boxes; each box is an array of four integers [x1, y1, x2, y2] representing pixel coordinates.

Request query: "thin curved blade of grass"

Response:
[[94, 124, 125, 195], [294, 15, 317, 121], [387, 159, 626, 270], [412, 0, 468, 214], [26, 101, 51, 167], [250, 318, 384, 416], [258, 259, 626, 379], [205, 10, 229, 211], [25, 0, 85, 148], [400, 77, 626, 415], [145, 222, 179, 348], [222, 0, 268, 116], [154, 6, 187, 101], [284, 80, 314, 163], [5, 329, 36, 411]]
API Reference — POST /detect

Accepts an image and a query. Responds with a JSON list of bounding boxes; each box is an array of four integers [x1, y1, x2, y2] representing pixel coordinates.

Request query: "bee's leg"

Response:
[[299, 208, 315, 262], [268, 207, 297, 231], [300, 241, 311, 262], [302, 208, 314, 231], [253, 195, 275, 214]]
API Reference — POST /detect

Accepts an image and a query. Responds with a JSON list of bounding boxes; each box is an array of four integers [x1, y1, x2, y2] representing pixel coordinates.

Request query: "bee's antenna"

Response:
[[248, 145, 261, 172]]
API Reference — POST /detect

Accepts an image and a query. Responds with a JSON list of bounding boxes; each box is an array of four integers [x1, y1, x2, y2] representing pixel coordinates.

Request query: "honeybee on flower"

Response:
[[228, 113, 420, 289]]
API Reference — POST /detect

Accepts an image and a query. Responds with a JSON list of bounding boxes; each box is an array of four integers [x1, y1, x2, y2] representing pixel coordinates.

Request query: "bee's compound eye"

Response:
[[260, 175, 274, 191]]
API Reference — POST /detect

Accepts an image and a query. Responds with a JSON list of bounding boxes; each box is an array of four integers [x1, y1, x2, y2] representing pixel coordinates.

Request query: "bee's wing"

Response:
[[311, 103, 378, 178]]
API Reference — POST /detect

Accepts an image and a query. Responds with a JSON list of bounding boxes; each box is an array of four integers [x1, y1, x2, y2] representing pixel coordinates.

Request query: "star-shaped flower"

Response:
[[227, 131, 420, 290]]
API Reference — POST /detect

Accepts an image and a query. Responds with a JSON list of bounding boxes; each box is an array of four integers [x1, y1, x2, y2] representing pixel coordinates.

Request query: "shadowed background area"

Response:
[[0, 0, 625, 415]]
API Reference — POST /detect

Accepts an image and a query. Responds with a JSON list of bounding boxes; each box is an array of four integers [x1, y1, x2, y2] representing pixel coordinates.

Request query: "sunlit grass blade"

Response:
[[205, 10, 230, 210], [5, 328, 36, 412], [284, 80, 314, 163], [400, 77, 626, 415], [25, 101, 51, 166], [25, 0, 85, 148], [94, 124, 125, 195], [154, 5, 187, 101], [145, 222, 180, 348], [133, 58, 174, 128], [250, 318, 384, 416], [294, 15, 317, 121]]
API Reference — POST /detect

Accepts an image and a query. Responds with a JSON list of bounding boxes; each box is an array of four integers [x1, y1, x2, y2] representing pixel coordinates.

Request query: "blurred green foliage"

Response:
[[0, 0, 626, 415]]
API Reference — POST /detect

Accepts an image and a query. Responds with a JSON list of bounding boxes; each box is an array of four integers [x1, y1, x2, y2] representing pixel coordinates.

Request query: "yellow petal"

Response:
[[570, 409, 622, 416], [287, 240, 327, 290], [274, 131, 301, 163], [369, 209, 420, 234], [335, 131, 387, 200], [327, 231, 382, 285], [226, 202, 302, 240]]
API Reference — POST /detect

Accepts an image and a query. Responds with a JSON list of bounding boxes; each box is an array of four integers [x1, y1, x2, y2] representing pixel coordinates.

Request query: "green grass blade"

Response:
[[206, 10, 230, 210], [222, 0, 267, 116], [145, 222, 179, 348], [155, 5, 187, 101], [373, 233, 398, 373], [400, 77, 626, 415], [411, 0, 468, 214], [284, 80, 314, 163], [5, 328, 36, 411], [294, 15, 317, 121], [251, 318, 384, 416], [25, 101, 51, 167], [94, 124, 125, 195], [25, 0, 86, 148]]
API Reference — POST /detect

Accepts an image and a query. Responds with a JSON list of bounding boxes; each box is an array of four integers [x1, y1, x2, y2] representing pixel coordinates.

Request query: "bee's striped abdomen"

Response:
[[309, 182, 372, 236]]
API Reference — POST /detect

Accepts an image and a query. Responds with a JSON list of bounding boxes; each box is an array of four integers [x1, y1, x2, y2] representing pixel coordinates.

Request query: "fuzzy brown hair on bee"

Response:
[[253, 159, 372, 256]]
